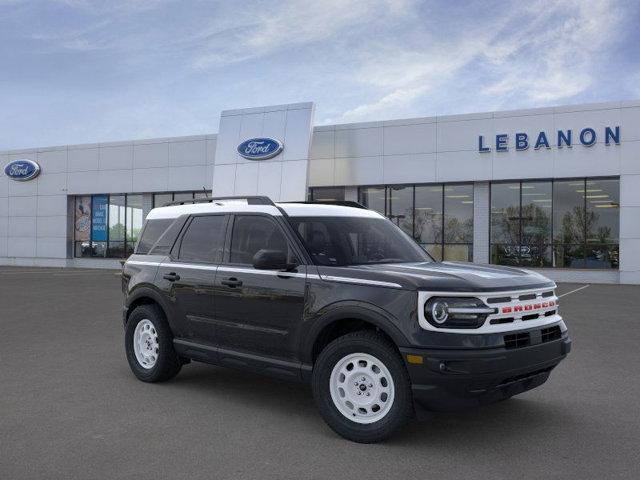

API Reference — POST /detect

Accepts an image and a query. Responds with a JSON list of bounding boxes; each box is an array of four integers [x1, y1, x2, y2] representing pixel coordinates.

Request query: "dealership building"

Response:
[[1, 100, 639, 284]]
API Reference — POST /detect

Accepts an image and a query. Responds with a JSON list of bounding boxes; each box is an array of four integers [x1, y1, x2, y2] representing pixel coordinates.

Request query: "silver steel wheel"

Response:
[[133, 319, 159, 369], [329, 352, 395, 424]]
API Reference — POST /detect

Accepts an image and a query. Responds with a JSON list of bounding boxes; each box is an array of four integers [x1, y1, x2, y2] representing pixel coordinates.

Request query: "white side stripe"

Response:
[[319, 275, 403, 289]]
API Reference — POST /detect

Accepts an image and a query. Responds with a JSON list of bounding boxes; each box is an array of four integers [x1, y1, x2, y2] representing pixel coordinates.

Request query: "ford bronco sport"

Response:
[[122, 196, 571, 443]]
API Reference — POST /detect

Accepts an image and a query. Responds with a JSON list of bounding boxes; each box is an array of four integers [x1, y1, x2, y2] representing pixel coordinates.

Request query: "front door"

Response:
[[213, 214, 306, 359]]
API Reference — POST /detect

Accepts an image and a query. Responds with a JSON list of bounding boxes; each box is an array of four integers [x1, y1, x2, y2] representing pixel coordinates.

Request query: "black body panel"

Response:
[[122, 204, 570, 412]]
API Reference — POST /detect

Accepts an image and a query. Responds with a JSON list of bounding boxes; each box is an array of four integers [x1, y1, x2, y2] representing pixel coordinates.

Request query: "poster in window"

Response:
[[91, 195, 108, 242], [74, 196, 91, 241]]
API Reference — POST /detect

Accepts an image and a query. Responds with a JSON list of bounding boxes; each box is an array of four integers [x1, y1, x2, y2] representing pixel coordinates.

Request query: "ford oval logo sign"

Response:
[[237, 137, 283, 160], [4, 159, 41, 181]]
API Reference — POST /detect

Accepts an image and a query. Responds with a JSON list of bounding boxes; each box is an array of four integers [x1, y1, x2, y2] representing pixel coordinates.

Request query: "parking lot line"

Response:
[[558, 285, 590, 298]]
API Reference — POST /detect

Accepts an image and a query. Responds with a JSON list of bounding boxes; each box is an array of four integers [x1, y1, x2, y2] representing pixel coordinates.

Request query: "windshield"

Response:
[[289, 216, 432, 266]]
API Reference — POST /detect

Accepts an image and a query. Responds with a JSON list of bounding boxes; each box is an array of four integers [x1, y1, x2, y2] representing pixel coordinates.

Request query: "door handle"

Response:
[[163, 272, 180, 282], [221, 277, 243, 288]]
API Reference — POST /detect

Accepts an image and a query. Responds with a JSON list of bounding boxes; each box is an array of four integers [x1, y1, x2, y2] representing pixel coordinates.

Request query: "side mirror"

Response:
[[252, 249, 295, 270]]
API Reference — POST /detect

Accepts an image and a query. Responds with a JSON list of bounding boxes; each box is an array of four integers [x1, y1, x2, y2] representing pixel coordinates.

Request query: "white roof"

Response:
[[145, 200, 382, 220], [278, 203, 382, 218]]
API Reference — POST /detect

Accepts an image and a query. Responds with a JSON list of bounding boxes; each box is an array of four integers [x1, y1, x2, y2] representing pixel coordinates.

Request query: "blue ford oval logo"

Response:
[[237, 137, 283, 160], [4, 159, 41, 181]]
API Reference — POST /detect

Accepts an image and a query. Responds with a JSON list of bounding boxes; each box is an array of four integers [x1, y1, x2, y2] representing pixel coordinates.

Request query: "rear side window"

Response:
[[229, 215, 293, 264], [136, 219, 173, 254], [178, 215, 227, 263]]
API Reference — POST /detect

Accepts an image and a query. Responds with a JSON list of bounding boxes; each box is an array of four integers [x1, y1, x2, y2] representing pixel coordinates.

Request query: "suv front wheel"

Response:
[[312, 331, 413, 443]]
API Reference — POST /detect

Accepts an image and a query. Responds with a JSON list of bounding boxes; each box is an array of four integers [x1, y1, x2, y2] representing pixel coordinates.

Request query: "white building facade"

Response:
[[1, 100, 639, 284]]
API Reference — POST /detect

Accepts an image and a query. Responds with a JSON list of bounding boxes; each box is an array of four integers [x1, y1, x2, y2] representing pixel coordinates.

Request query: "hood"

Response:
[[317, 261, 555, 292]]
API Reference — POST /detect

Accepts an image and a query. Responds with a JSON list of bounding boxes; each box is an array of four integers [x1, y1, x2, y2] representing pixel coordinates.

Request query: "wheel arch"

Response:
[[303, 302, 409, 366], [124, 286, 170, 327]]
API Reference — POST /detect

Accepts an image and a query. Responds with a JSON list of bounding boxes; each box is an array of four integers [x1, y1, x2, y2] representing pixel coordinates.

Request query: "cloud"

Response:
[[334, 0, 626, 123], [191, 0, 414, 70]]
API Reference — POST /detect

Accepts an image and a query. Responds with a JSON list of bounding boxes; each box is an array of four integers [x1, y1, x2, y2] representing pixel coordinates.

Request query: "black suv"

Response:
[[122, 196, 570, 442]]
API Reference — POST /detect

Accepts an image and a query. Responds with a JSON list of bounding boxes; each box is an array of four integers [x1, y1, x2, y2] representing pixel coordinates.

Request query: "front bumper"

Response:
[[400, 330, 571, 412]]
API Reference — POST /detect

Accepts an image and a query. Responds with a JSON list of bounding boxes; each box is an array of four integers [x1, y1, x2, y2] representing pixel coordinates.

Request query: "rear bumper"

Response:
[[401, 333, 571, 411]]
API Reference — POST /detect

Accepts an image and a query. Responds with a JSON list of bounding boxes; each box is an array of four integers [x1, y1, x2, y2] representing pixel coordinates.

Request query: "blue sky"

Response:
[[1, 0, 639, 150]]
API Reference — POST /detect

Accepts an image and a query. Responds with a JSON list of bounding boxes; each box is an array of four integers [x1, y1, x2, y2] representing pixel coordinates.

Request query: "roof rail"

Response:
[[164, 196, 276, 207], [282, 200, 368, 209]]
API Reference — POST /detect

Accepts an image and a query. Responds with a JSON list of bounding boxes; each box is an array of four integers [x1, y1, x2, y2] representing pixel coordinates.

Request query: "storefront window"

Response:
[[359, 187, 386, 216], [492, 178, 619, 269], [73, 193, 146, 259], [153, 193, 173, 208], [415, 185, 443, 260], [360, 183, 473, 262], [309, 187, 346, 202], [74, 196, 92, 257], [126, 194, 143, 255], [152, 191, 210, 207], [444, 184, 474, 262], [387, 186, 413, 236]]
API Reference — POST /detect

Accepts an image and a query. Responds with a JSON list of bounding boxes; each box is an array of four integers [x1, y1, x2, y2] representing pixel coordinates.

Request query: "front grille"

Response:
[[504, 332, 531, 349], [518, 293, 537, 301], [541, 325, 562, 343], [487, 296, 511, 304]]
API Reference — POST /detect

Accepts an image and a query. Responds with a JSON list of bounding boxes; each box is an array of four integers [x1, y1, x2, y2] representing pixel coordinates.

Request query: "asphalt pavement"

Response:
[[0, 267, 638, 479]]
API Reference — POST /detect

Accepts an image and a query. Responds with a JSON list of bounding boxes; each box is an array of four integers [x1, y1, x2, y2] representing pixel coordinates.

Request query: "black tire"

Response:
[[312, 330, 414, 443], [125, 304, 182, 383]]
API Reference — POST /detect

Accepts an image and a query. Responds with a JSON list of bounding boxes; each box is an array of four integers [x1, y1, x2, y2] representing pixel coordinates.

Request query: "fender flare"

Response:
[[301, 301, 410, 365], [124, 284, 172, 325]]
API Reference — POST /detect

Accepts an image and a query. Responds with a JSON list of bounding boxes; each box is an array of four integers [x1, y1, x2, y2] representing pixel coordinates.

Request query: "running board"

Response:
[[173, 338, 309, 382]]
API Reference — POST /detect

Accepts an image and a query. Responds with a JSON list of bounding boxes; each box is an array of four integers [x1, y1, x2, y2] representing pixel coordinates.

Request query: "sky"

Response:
[[0, 0, 639, 150]]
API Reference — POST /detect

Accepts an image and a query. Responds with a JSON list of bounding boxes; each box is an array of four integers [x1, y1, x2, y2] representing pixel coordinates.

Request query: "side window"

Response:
[[229, 215, 292, 265], [136, 219, 173, 254], [178, 215, 227, 263]]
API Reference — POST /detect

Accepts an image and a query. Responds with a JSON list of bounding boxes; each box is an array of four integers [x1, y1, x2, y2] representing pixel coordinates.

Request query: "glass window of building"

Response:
[[490, 183, 521, 266], [359, 187, 386, 215], [108, 195, 126, 258], [387, 186, 413, 237], [126, 194, 143, 255], [444, 184, 474, 262], [153, 191, 211, 208], [153, 193, 173, 208], [492, 178, 619, 269], [309, 187, 346, 202], [74, 196, 92, 257], [414, 185, 443, 260], [173, 192, 194, 203], [585, 178, 619, 268], [73, 193, 148, 259], [360, 183, 474, 262], [520, 181, 552, 267]]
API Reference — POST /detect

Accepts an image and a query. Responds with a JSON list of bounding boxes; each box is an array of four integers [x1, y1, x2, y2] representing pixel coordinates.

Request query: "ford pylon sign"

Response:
[[237, 138, 283, 160], [4, 159, 41, 181]]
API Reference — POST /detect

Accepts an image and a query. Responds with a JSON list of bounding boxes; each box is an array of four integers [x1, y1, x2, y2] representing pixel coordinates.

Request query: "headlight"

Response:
[[424, 297, 494, 329]]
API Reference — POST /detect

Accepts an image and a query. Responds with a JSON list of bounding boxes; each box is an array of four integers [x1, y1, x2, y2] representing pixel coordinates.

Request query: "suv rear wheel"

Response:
[[312, 331, 413, 443], [125, 304, 182, 382]]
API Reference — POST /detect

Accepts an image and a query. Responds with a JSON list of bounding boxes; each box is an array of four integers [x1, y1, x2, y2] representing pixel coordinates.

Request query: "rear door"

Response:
[[213, 214, 307, 359], [157, 214, 229, 344]]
